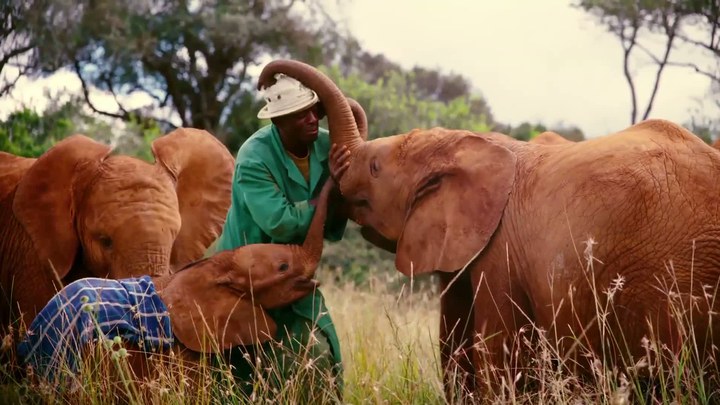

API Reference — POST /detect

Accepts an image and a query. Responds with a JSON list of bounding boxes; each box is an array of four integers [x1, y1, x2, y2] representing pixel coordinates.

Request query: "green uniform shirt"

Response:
[[213, 124, 346, 391]]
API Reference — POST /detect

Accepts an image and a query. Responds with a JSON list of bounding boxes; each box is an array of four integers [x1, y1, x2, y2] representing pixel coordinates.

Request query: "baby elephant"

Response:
[[17, 178, 336, 389]]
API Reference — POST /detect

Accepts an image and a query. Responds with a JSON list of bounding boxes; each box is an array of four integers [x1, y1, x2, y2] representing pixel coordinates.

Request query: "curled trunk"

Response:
[[347, 97, 368, 141], [258, 60, 364, 152]]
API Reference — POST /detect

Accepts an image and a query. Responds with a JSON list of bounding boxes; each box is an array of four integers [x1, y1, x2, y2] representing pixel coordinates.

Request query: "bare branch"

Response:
[[101, 73, 130, 117], [72, 60, 128, 121], [642, 13, 681, 120], [0, 70, 22, 97], [619, 17, 640, 124], [0, 43, 34, 72], [665, 61, 720, 83], [675, 33, 720, 57]]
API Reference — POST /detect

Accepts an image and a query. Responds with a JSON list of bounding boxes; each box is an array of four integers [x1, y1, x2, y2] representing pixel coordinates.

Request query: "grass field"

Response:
[[2, 264, 720, 404]]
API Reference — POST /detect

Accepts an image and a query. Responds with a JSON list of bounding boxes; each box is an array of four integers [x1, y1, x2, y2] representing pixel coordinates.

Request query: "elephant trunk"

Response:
[[118, 248, 172, 278], [300, 180, 335, 276], [258, 60, 365, 153], [347, 97, 369, 141]]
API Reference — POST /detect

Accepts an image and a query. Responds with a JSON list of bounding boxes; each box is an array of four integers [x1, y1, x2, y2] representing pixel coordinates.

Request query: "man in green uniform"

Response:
[[212, 72, 351, 401]]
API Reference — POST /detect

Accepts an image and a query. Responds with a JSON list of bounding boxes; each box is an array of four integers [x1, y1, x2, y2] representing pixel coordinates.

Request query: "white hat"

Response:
[[257, 73, 320, 119]]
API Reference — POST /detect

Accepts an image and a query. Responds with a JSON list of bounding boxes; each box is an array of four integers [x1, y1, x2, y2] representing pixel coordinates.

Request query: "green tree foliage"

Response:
[[0, 96, 163, 160], [321, 65, 493, 138], [3, 0, 346, 140], [0, 109, 72, 157]]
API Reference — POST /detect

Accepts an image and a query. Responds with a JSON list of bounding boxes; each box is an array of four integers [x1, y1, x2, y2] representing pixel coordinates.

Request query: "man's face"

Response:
[[273, 104, 321, 146]]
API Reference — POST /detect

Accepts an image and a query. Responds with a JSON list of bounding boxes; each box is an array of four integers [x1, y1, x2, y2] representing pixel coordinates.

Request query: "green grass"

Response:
[[3, 252, 720, 404]]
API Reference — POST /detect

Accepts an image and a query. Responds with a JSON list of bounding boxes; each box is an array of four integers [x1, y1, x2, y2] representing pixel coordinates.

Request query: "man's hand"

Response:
[[329, 143, 351, 182]]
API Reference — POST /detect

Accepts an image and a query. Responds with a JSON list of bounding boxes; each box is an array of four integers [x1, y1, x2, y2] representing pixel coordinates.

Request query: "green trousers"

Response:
[[218, 290, 343, 403]]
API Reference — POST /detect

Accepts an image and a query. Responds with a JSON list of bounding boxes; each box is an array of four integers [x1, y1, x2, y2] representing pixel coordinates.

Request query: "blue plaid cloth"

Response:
[[17, 276, 174, 382]]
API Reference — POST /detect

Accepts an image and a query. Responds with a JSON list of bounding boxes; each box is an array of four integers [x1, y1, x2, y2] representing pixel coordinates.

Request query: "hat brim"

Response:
[[257, 93, 320, 119]]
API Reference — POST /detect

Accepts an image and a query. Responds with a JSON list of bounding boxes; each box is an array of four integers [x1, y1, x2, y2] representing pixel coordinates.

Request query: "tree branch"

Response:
[[619, 18, 640, 124], [72, 60, 128, 121], [0, 69, 23, 97], [665, 61, 720, 83], [0, 43, 34, 73], [675, 33, 720, 57], [642, 14, 681, 120], [141, 52, 191, 127], [101, 73, 130, 117]]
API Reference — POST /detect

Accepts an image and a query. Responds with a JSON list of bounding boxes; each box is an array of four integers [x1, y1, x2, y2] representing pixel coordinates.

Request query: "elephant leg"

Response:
[[470, 266, 532, 398], [438, 270, 476, 402]]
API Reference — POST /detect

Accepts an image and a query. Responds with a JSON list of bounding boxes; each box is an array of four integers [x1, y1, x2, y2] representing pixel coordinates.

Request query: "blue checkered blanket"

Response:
[[17, 275, 174, 382]]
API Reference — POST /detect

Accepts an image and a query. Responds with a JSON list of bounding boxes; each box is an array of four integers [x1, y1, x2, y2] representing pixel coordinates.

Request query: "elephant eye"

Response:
[[98, 235, 113, 250], [279, 263, 289, 272], [370, 157, 380, 178]]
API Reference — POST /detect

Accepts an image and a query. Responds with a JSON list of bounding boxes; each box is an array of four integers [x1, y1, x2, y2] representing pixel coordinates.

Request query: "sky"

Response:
[[335, 0, 715, 137], [1, 0, 716, 138]]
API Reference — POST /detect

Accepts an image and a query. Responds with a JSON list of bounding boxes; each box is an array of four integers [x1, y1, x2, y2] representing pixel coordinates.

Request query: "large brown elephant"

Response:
[[0, 128, 234, 330], [257, 60, 720, 398]]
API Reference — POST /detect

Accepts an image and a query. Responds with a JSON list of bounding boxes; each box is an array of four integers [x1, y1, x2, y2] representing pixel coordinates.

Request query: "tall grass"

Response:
[[2, 254, 720, 404]]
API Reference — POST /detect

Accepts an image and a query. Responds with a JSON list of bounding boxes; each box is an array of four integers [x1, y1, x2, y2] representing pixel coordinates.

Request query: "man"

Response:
[[212, 72, 351, 399]]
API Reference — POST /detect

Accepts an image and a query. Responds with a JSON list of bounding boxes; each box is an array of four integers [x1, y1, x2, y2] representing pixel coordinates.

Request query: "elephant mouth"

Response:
[[294, 277, 320, 291]]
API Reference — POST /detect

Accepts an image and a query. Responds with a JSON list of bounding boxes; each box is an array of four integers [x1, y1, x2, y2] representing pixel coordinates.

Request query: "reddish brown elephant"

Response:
[[256, 59, 720, 400], [0, 128, 234, 330]]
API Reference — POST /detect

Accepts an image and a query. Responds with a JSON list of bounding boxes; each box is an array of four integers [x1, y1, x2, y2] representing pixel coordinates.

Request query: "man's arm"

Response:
[[238, 161, 315, 244]]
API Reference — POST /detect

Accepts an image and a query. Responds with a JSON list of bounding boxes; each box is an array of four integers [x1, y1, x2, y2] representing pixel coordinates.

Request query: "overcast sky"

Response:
[[1, 0, 715, 138], [335, 0, 715, 137]]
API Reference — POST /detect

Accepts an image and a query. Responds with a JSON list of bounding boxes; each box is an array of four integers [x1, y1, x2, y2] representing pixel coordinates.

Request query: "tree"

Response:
[[321, 65, 494, 139], [0, 1, 37, 96], [576, 0, 719, 124], [2, 0, 348, 141], [0, 95, 162, 159]]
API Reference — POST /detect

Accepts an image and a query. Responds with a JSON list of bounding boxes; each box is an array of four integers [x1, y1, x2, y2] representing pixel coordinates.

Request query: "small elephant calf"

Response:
[[17, 179, 336, 389]]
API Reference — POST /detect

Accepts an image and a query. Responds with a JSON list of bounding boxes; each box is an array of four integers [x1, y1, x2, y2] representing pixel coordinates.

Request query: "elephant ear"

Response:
[[13, 135, 112, 278], [161, 269, 277, 353], [396, 134, 516, 275], [151, 128, 235, 269], [0, 152, 36, 201]]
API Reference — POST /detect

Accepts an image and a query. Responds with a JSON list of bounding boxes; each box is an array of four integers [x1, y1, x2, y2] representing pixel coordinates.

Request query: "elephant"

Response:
[[528, 131, 573, 145], [255, 60, 720, 399], [0, 128, 234, 331], [17, 177, 336, 396]]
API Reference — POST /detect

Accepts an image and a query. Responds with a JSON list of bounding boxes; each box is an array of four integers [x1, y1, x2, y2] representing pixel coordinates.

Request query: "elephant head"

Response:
[[11, 128, 234, 280], [158, 178, 335, 351], [257, 60, 516, 276]]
